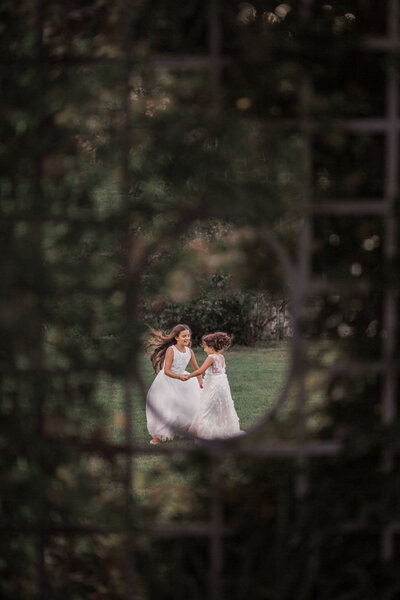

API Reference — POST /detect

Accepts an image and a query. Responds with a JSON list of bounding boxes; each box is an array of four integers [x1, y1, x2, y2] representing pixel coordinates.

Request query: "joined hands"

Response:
[[179, 374, 203, 387]]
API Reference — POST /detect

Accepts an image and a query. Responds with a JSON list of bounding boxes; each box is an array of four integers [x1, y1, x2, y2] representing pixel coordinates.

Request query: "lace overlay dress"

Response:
[[189, 353, 242, 440], [146, 345, 201, 441]]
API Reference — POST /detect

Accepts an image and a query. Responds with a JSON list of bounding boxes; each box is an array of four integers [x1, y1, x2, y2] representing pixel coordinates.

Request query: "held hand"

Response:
[[180, 374, 190, 381]]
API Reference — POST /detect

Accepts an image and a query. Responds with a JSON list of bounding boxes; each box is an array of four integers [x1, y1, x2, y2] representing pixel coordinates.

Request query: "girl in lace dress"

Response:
[[146, 324, 203, 444], [184, 332, 243, 440]]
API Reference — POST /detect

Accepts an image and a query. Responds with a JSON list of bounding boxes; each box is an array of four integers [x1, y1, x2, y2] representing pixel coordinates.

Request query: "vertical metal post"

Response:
[[293, 0, 315, 499], [381, 0, 400, 560], [381, 0, 399, 435], [209, 0, 222, 113], [208, 3, 224, 595], [34, 0, 48, 595], [210, 454, 223, 600], [121, 3, 137, 596]]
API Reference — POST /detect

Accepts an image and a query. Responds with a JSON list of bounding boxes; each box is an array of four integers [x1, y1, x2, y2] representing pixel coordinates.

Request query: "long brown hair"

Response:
[[148, 324, 191, 373], [202, 331, 231, 351]]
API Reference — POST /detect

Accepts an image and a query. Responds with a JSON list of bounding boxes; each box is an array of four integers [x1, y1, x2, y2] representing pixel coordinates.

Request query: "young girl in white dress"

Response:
[[184, 332, 243, 440], [146, 324, 203, 444]]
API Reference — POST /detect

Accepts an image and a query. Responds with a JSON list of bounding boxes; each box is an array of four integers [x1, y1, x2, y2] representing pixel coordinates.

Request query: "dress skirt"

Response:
[[146, 368, 201, 441], [189, 373, 242, 440]]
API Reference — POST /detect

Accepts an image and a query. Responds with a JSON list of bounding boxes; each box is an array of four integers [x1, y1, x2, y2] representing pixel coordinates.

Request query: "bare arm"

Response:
[[189, 349, 204, 388], [164, 347, 186, 381], [186, 356, 214, 378]]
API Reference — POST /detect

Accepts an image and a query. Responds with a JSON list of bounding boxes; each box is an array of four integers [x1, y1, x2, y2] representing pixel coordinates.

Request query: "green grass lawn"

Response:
[[88, 340, 335, 522], [94, 341, 290, 514], [98, 341, 290, 447]]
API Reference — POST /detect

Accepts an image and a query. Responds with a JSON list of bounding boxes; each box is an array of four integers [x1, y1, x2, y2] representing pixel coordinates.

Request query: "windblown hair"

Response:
[[148, 324, 191, 373], [202, 331, 232, 352]]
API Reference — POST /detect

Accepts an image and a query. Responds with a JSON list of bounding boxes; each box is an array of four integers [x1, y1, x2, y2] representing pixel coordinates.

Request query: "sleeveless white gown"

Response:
[[189, 353, 243, 440], [146, 345, 201, 441]]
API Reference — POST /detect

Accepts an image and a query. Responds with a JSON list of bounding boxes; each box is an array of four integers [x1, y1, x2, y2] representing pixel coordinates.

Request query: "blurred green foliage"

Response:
[[0, 0, 399, 599], [142, 271, 283, 345]]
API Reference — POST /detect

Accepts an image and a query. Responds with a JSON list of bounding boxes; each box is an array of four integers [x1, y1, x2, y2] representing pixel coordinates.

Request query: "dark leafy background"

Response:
[[1, 1, 399, 599]]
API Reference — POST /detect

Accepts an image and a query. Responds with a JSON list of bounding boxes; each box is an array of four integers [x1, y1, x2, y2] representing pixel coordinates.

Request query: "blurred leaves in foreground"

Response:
[[1, 1, 399, 598]]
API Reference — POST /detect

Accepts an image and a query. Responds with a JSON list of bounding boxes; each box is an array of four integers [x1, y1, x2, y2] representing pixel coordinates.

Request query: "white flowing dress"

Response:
[[189, 353, 242, 440], [146, 345, 201, 441]]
